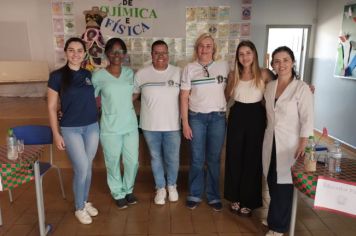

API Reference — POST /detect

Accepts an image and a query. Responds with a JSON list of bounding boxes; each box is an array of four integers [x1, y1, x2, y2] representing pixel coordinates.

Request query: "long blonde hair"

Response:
[[227, 40, 264, 97], [192, 33, 218, 62]]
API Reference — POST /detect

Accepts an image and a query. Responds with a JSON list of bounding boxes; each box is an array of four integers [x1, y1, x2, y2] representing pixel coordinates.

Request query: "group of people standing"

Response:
[[47, 32, 313, 236]]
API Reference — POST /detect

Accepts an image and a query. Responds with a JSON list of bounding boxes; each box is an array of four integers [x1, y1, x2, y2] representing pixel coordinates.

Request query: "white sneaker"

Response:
[[75, 209, 92, 224], [265, 230, 283, 236], [167, 185, 179, 202], [85, 202, 98, 217], [154, 188, 167, 205]]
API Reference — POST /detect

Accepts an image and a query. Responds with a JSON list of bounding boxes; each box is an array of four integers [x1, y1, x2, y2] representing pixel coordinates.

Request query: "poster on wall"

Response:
[[52, 0, 75, 67], [241, 6, 251, 20], [185, 6, 231, 61], [240, 23, 250, 37], [52, 1, 63, 15], [335, 4, 356, 79]]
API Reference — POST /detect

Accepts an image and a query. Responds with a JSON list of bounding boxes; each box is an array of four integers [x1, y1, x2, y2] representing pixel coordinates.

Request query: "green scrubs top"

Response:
[[92, 67, 138, 135]]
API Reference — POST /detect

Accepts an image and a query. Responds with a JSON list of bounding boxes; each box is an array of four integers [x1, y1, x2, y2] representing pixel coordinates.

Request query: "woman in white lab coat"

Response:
[[262, 46, 314, 236]]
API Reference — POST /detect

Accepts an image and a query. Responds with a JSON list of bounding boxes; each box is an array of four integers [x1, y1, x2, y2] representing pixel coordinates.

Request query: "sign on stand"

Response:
[[314, 176, 356, 217]]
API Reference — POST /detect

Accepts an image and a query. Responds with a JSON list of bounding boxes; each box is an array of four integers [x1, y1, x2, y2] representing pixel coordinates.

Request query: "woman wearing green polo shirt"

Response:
[[92, 38, 139, 209]]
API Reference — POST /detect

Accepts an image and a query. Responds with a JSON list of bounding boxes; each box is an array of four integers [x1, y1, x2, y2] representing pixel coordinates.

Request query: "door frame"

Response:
[[264, 24, 312, 81]]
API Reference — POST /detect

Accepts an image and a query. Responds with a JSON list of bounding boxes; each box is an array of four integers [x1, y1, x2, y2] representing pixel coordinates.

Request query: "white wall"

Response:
[[312, 0, 356, 147], [0, 0, 53, 97], [0, 0, 53, 62]]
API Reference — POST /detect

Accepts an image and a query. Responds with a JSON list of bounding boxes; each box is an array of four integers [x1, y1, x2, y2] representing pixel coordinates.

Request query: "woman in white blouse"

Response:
[[263, 46, 313, 236], [224, 40, 272, 217]]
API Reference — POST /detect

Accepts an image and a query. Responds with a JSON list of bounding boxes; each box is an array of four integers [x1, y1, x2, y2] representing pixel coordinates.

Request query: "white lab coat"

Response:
[[262, 78, 314, 184]]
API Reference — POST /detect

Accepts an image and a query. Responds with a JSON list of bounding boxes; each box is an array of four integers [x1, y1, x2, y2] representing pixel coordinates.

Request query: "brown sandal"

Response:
[[230, 202, 240, 214]]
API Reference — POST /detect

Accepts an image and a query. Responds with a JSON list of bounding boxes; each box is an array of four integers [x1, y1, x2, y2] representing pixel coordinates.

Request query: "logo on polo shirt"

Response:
[[216, 75, 226, 84], [167, 80, 180, 87], [85, 77, 92, 85], [168, 80, 174, 86]]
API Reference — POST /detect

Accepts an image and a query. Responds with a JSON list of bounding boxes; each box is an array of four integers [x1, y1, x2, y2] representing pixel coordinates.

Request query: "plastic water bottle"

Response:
[[304, 136, 316, 171], [7, 128, 18, 160], [331, 141, 342, 173], [308, 136, 316, 160]]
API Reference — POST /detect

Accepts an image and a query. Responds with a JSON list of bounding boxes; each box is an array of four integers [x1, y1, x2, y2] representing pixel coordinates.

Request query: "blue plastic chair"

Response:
[[10, 125, 66, 201]]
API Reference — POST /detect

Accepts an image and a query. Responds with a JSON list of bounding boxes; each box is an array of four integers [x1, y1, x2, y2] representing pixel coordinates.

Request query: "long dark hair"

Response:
[[59, 37, 86, 93], [271, 46, 298, 79]]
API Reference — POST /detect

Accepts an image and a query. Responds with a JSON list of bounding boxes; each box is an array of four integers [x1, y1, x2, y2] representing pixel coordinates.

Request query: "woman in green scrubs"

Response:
[[92, 38, 139, 209]]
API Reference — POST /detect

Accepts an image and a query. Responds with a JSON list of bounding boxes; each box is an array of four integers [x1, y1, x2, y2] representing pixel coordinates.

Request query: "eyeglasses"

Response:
[[202, 65, 210, 78], [107, 49, 126, 56]]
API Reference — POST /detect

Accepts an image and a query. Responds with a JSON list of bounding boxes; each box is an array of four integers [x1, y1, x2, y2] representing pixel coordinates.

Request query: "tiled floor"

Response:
[[0, 97, 356, 236]]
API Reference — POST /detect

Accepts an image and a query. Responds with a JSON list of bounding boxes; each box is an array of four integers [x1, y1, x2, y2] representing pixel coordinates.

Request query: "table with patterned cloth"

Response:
[[291, 156, 356, 199], [289, 156, 356, 236], [0, 144, 51, 235], [0, 145, 44, 191]]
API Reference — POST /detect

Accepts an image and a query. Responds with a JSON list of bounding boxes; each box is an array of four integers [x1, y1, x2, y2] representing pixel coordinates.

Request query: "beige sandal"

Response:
[[238, 207, 252, 217]]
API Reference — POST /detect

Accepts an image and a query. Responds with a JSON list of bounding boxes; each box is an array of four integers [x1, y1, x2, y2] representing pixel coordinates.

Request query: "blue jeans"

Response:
[[143, 130, 181, 189], [61, 122, 99, 210], [187, 111, 226, 204]]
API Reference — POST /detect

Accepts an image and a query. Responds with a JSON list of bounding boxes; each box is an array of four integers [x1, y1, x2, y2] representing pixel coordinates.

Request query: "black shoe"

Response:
[[116, 198, 128, 209], [186, 200, 199, 210], [125, 193, 138, 205], [209, 202, 223, 212]]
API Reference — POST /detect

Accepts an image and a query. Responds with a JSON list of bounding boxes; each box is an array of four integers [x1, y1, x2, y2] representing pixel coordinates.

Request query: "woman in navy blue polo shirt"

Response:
[[47, 37, 99, 225]]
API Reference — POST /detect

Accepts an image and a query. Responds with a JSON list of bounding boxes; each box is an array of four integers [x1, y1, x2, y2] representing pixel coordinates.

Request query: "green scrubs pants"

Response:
[[100, 129, 139, 200]]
